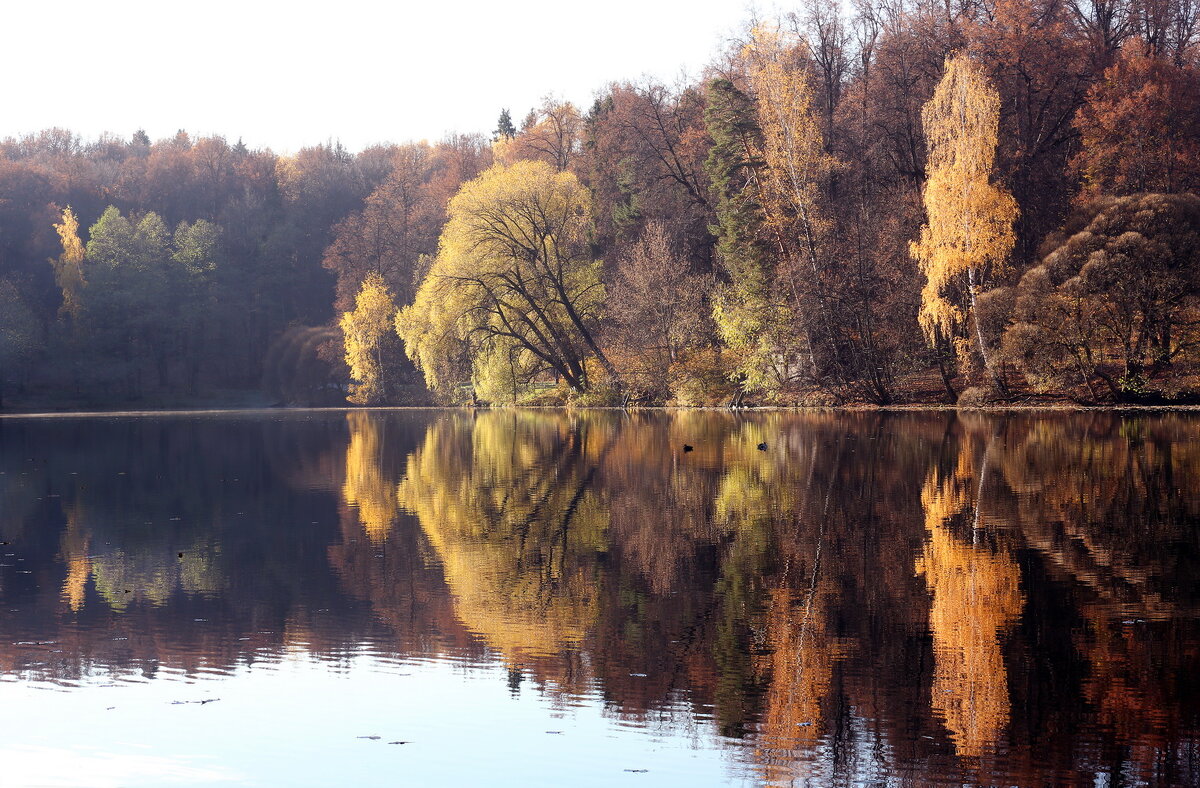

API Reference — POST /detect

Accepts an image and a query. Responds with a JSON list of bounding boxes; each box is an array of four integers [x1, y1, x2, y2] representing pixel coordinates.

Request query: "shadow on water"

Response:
[[0, 409, 1197, 785]]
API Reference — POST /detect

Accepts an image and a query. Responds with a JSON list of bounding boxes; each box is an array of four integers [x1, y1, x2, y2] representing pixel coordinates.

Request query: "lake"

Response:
[[0, 409, 1196, 786]]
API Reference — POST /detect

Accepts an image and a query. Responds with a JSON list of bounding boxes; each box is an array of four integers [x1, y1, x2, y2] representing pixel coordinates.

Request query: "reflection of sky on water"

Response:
[[1, 651, 746, 787], [1, 409, 1197, 787]]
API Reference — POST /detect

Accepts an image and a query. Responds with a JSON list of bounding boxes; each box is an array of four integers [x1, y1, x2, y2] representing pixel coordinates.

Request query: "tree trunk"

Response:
[[936, 354, 958, 402]]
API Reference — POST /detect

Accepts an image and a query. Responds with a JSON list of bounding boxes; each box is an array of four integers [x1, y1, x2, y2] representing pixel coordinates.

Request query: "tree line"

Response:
[[1, 0, 1198, 407]]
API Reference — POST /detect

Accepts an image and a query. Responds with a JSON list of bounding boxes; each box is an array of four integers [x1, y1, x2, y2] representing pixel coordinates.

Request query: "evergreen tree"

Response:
[[495, 108, 517, 141], [703, 78, 789, 396]]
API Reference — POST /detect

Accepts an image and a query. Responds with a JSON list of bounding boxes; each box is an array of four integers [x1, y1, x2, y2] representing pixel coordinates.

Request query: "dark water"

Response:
[[0, 409, 1197, 787]]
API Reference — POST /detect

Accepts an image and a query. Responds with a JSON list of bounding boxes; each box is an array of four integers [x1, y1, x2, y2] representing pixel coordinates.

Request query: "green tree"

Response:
[[495, 108, 517, 141], [704, 77, 794, 398], [77, 207, 210, 394], [172, 219, 222, 389], [0, 280, 41, 407]]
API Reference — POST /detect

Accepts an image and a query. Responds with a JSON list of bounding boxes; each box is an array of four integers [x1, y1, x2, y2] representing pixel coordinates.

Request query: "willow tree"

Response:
[[396, 160, 618, 402], [911, 54, 1017, 381]]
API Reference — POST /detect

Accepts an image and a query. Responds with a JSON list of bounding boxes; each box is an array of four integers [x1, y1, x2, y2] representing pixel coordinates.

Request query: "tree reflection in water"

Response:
[[0, 409, 1195, 785]]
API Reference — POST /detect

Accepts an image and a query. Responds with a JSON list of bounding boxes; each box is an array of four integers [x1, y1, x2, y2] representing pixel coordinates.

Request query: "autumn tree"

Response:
[[493, 98, 583, 172], [606, 222, 712, 396], [966, 0, 1092, 266], [911, 53, 1018, 387], [50, 206, 86, 322], [341, 272, 402, 405], [396, 161, 618, 402], [322, 144, 439, 311], [1071, 50, 1200, 197], [745, 24, 843, 383], [1002, 193, 1200, 398], [583, 80, 713, 264]]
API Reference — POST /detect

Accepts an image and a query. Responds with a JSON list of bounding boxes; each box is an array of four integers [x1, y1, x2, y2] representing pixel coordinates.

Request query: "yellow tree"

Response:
[[340, 411, 399, 543], [747, 25, 832, 292], [708, 25, 839, 393], [911, 54, 1018, 380], [340, 272, 399, 404], [396, 160, 618, 401], [50, 207, 86, 323]]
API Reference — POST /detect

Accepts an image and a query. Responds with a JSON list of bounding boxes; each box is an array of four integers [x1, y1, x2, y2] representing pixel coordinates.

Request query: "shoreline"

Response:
[[5, 402, 1200, 419]]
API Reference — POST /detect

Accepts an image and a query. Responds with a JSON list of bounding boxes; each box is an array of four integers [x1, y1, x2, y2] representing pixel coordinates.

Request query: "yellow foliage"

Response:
[[397, 160, 607, 399], [341, 411, 399, 544], [916, 455, 1025, 759], [756, 586, 833, 761], [340, 272, 398, 405], [744, 25, 832, 254], [51, 207, 86, 322], [911, 54, 1018, 370], [59, 502, 89, 613], [396, 412, 608, 666]]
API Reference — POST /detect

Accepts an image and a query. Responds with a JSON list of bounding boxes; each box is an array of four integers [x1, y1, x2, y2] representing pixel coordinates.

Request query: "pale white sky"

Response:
[[4, 0, 774, 153]]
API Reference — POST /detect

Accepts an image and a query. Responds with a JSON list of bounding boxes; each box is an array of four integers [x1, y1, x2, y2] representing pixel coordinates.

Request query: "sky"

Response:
[[3, 0, 773, 154]]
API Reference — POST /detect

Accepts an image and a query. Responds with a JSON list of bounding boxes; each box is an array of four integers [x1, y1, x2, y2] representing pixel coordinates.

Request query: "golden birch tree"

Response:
[[340, 272, 399, 405], [51, 207, 86, 323], [747, 25, 832, 286], [911, 54, 1018, 379], [742, 24, 839, 384]]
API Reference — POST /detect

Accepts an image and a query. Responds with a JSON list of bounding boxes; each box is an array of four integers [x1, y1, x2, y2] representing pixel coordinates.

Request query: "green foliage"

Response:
[[495, 108, 517, 141], [704, 77, 804, 395], [71, 207, 223, 396], [0, 280, 41, 402]]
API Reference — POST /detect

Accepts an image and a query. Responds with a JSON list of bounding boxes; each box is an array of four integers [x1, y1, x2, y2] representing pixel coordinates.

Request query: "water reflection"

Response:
[[916, 425, 1024, 762], [0, 409, 1197, 785]]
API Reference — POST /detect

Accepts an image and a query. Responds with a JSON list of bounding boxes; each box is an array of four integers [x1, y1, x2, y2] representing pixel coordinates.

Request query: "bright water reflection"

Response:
[[0, 409, 1197, 786]]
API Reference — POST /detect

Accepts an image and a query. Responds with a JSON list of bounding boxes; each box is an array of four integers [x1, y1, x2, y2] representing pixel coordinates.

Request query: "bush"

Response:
[[956, 385, 996, 406], [668, 348, 738, 407]]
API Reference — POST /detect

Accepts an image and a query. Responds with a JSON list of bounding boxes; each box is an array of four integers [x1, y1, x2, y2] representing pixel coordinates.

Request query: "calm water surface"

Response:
[[0, 409, 1197, 786]]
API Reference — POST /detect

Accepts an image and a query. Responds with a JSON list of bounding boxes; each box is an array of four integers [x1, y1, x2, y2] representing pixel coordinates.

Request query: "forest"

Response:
[[1, 0, 1198, 408]]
